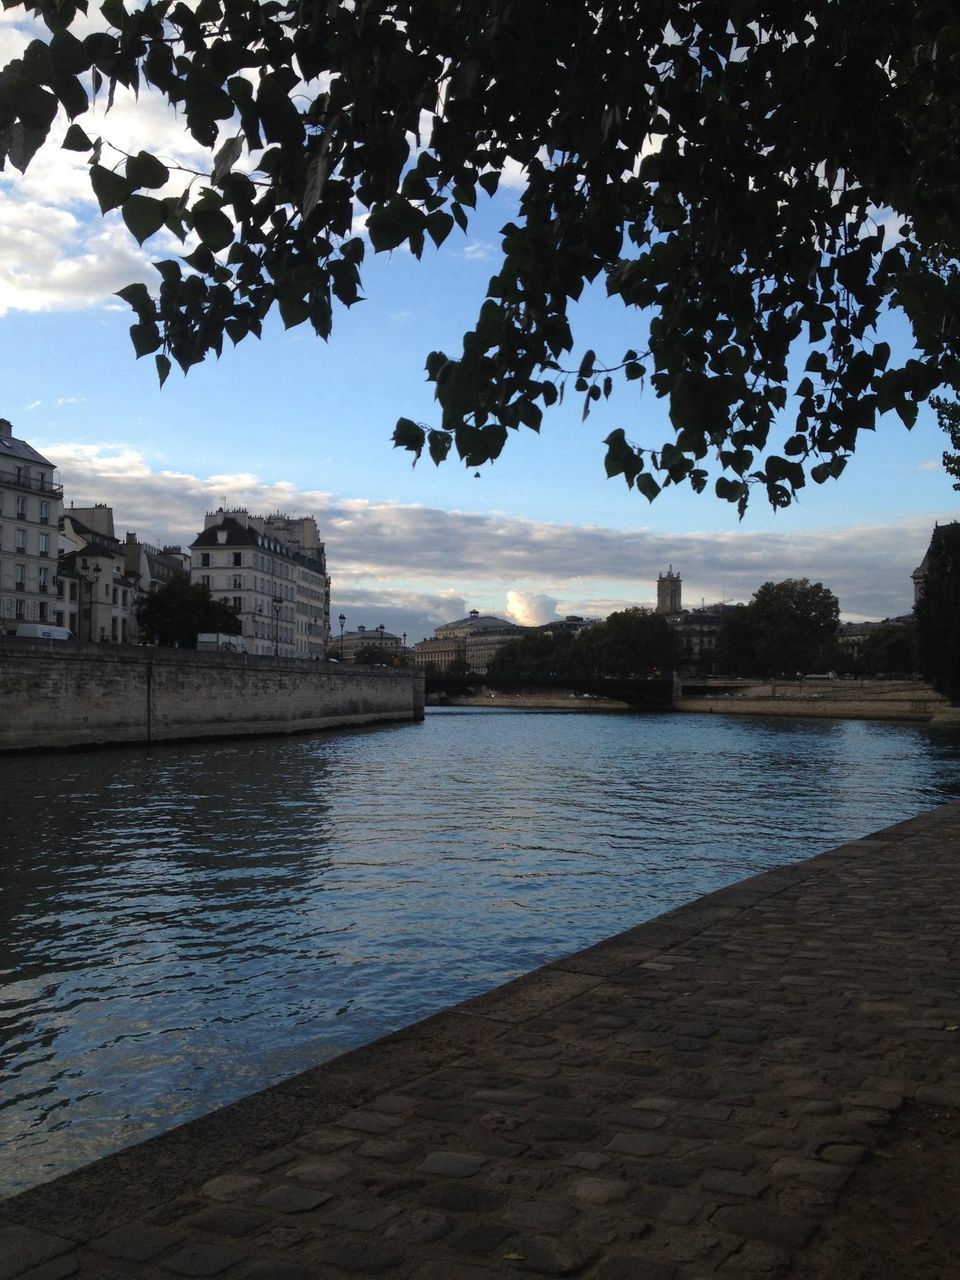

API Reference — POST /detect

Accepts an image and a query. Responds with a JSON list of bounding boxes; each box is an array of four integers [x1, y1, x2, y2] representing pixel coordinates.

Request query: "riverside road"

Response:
[[2, 800, 959, 1277]]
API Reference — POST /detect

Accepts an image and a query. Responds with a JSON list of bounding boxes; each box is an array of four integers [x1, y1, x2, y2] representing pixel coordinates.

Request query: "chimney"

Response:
[[0, 418, 12, 438]]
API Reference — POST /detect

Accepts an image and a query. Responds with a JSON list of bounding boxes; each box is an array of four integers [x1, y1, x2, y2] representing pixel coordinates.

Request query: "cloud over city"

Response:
[[45, 443, 944, 640]]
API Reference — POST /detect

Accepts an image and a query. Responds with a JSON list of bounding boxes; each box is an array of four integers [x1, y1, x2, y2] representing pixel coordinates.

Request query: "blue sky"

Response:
[[1, 12, 956, 641]]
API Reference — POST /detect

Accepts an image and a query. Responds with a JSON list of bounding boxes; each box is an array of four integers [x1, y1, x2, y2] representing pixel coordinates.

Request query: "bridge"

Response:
[[424, 672, 675, 709]]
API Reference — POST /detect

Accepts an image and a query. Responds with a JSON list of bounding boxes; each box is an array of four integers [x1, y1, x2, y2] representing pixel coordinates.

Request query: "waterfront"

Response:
[[2, 708, 959, 1198]]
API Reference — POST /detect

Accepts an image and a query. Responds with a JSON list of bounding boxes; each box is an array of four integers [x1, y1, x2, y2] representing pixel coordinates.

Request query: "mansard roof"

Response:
[[0, 429, 56, 470]]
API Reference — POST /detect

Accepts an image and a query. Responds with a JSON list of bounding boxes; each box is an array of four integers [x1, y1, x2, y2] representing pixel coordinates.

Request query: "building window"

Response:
[[38, 567, 49, 592], [112, 586, 118, 604], [39, 501, 49, 523], [38, 602, 47, 621], [16, 495, 26, 518], [15, 599, 25, 619], [15, 528, 25, 551], [232, 575, 242, 590], [233, 552, 242, 567], [38, 532, 49, 555], [201, 553, 211, 567], [15, 563, 25, 590], [232, 596, 242, 613], [122, 590, 128, 607], [201, 574, 210, 588]]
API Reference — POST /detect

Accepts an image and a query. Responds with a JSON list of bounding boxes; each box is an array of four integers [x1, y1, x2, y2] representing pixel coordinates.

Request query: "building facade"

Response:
[[657, 566, 682, 615], [59, 505, 141, 643], [190, 509, 330, 658], [413, 610, 525, 674], [0, 418, 64, 635]]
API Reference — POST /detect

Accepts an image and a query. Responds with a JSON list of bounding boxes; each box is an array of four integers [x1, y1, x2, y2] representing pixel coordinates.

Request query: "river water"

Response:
[[2, 707, 959, 1197]]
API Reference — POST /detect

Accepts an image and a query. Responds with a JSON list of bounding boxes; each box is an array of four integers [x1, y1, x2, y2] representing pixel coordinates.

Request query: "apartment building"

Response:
[[0, 418, 64, 635], [190, 509, 330, 658]]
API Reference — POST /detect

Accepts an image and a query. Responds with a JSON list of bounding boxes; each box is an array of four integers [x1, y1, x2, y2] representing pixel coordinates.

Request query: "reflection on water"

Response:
[[1, 709, 959, 1195]]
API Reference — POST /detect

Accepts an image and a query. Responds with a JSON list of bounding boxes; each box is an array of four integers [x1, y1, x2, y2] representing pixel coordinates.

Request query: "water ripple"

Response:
[[1, 708, 959, 1195]]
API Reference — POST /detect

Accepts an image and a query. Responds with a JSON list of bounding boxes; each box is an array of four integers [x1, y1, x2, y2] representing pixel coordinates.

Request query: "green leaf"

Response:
[[192, 206, 235, 254], [126, 149, 169, 189], [156, 353, 172, 387], [130, 320, 161, 357], [61, 122, 92, 152], [122, 194, 167, 245], [90, 163, 133, 213]]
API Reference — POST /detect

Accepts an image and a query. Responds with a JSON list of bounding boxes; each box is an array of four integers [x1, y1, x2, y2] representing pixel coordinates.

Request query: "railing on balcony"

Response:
[[0, 469, 64, 497]]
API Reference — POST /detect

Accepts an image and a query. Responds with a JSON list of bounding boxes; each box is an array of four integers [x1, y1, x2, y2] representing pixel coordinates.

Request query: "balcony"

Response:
[[0, 469, 63, 498]]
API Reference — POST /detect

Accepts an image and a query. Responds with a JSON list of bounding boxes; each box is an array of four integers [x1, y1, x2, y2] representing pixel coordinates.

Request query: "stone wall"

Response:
[[676, 679, 951, 723], [0, 640, 425, 752]]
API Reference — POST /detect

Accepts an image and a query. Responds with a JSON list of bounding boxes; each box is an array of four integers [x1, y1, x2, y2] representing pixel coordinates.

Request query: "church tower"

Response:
[[657, 566, 682, 615]]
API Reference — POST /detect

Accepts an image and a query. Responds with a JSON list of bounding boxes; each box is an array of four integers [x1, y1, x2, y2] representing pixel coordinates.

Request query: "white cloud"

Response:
[[42, 442, 946, 624], [506, 590, 560, 626]]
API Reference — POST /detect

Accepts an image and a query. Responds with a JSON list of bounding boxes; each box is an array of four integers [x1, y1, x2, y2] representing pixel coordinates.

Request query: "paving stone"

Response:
[[0, 1225, 76, 1280], [604, 1132, 671, 1158], [561, 1152, 611, 1170], [698, 1169, 770, 1198], [160, 1241, 249, 1276], [768, 1156, 851, 1189], [238, 1263, 309, 1280], [320, 1240, 401, 1273], [287, 1158, 352, 1185], [11, 1257, 78, 1280], [91, 1223, 184, 1262], [502, 1201, 576, 1235], [448, 1221, 516, 1257], [419, 1182, 507, 1213], [355, 1137, 420, 1163], [184, 1207, 270, 1238], [254, 1184, 334, 1213], [243, 1149, 299, 1174], [712, 1204, 816, 1249], [418, 1151, 487, 1178], [501, 1234, 598, 1276], [567, 1176, 632, 1205], [335, 1109, 404, 1135], [383, 1210, 454, 1244], [319, 1198, 402, 1231], [591, 1258, 678, 1280], [200, 1176, 263, 1202]]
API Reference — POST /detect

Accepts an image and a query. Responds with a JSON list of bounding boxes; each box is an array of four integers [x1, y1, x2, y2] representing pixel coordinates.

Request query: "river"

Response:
[[2, 707, 959, 1197]]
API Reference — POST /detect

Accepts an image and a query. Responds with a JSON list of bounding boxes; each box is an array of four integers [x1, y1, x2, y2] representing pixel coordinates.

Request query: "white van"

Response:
[[15, 623, 75, 641]]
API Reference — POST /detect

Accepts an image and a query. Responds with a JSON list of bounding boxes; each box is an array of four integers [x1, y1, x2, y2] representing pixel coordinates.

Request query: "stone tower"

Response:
[[657, 566, 682, 615]]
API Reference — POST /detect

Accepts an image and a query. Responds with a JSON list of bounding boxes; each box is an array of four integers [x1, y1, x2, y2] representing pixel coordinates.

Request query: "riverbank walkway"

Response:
[[3, 801, 959, 1279]]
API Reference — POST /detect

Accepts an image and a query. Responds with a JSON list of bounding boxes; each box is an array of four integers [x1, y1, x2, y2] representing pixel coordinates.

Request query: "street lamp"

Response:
[[272, 594, 283, 657], [377, 623, 385, 658], [338, 612, 345, 659], [79, 558, 101, 642]]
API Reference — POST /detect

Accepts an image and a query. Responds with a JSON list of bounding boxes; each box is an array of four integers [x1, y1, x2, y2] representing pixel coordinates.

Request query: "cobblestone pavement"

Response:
[[3, 802, 960, 1279]]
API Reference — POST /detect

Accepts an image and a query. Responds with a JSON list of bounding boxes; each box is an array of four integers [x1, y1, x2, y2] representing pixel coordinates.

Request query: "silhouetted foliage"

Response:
[[137, 573, 240, 648], [914, 523, 960, 703], [717, 579, 840, 676], [2, 2, 959, 509]]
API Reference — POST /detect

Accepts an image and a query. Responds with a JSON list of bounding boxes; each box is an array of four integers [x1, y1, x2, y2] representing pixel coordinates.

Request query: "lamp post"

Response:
[[377, 623, 385, 660], [402, 632, 407, 666], [338, 612, 345, 659], [79, 558, 101, 642], [272, 594, 283, 657]]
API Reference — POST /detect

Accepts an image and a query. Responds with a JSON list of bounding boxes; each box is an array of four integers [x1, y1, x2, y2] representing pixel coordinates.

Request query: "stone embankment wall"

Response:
[[0, 640, 425, 752], [677, 678, 957, 724]]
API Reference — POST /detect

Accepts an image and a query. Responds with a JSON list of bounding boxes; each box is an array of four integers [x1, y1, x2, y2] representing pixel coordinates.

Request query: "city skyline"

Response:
[[1, 10, 957, 644]]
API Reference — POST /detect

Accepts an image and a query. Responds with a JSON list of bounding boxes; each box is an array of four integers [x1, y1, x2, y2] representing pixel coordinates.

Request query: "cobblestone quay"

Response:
[[2, 802, 959, 1279]]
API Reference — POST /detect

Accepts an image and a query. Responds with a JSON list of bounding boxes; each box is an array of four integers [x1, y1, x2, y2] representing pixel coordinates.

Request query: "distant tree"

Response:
[[487, 630, 575, 678], [584, 608, 677, 677], [137, 574, 240, 648], [717, 605, 757, 677], [717, 579, 839, 677], [2, 2, 959, 510], [931, 397, 960, 492], [859, 620, 916, 677], [914, 523, 960, 703]]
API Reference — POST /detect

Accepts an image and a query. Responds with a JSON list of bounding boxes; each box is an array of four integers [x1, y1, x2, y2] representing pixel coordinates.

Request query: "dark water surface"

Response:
[[2, 708, 959, 1196]]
